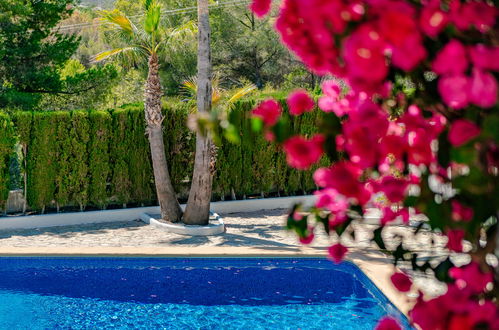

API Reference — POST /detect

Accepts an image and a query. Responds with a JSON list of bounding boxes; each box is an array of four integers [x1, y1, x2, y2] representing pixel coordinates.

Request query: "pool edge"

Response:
[[0, 246, 415, 318]]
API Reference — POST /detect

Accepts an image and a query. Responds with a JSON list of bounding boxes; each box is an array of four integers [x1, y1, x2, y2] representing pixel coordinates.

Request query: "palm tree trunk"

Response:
[[183, 0, 213, 225], [145, 53, 182, 223]]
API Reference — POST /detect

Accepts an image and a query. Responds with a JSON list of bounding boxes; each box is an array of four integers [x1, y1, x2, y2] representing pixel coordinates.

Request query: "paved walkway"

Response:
[[0, 208, 471, 314]]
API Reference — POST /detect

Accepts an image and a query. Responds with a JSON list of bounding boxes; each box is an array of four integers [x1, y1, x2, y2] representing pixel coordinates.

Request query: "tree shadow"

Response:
[[0, 220, 147, 240]]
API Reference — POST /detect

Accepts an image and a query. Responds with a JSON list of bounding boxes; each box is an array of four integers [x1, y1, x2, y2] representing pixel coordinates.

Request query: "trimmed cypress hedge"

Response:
[[88, 110, 112, 209], [1, 98, 328, 213], [0, 113, 15, 212], [28, 112, 58, 213]]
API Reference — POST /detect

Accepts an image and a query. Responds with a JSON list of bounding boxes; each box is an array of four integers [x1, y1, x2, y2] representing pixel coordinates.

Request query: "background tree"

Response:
[[0, 0, 116, 110], [183, 0, 213, 225], [94, 0, 196, 222], [211, 7, 296, 89]]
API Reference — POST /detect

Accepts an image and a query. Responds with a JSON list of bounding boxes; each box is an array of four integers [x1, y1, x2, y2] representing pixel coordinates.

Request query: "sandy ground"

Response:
[[0, 208, 473, 314]]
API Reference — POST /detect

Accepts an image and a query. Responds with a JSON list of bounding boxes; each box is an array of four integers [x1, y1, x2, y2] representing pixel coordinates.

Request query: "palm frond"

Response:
[[181, 77, 198, 97], [100, 9, 136, 36], [144, 1, 161, 35], [181, 73, 224, 105], [143, 0, 152, 10], [165, 20, 197, 46], [91, 46, 143, 63], [228, 84, 257, 106]]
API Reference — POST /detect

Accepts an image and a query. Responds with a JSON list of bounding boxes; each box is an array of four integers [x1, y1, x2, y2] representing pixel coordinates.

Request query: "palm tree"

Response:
[[94, 1, 195, 223]]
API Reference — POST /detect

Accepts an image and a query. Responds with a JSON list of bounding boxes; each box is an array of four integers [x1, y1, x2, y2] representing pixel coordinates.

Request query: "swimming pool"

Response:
[[0, 257, 410, 329]]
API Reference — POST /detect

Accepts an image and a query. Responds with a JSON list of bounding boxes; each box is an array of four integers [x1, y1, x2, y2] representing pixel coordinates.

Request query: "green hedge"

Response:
[[1, 99, 327, 213], [0, 113, 15, 212]]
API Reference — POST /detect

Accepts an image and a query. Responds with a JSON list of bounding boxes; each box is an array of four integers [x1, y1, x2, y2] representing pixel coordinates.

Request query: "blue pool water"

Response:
[[0, 258, 410, 329]]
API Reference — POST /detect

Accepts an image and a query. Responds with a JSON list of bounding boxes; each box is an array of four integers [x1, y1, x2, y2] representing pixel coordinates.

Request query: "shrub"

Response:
[[0, 113, 15, 212], [88, 110, 112, 209], [27, 112, 57, 213]]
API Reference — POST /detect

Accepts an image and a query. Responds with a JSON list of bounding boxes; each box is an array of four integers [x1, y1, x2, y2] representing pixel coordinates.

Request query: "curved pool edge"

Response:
[[0, 247, 415, 319]]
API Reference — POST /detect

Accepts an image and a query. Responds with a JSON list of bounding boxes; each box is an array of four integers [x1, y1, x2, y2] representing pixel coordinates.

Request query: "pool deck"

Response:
[[0, 209, 465, 316]]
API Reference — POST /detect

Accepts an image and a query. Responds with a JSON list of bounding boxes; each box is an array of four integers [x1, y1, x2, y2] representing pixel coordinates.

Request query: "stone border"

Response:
[[140, 212, 225, 236], [0, 195, 314, 231]]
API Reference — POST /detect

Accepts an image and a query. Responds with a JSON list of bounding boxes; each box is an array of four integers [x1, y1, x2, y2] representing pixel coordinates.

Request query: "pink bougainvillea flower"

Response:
[[409, 294, 447, 330], [377, 3, 417, 46], [318, 96, 336, 113], [299, 228, 314, 245], [446, 229, 465, 252], [378, 176, 409, 203], [448, 119, 480, 147], [470, 44, 499, 71], [343, 24, 388, 87], [287, 89, 315, 116], [438, 74, 470, 109], [420, 2, 449, 37], [327, 243, 348, 264], [342, 121, 378, 169], [329, 212, 348, 229], [381, 207, 410, 225], [264, 130, 275, 142], [318, 81, 346, 115], [468, 301, 499, 327], [468, 69, 498, 108], [448, 314, 473, 330], [292, 211, 303, 221], [375, 317, 402, 330], [432, 39, 468, 75], [314, 188, 349, 215], [390, 35, 427, 71], [390, 271, 413, 292], [379, 134, 406, 162], [249, 0, 272, 18], [313, 162, 370, 205], [322, 80, 341, 98], [283, 135, 324, 170], [252, 99, 282, 126], [449, 262, 493, 294], [406, 129, 434, 166], [451, 0, 497, 33], [451, 200, 474, 222]]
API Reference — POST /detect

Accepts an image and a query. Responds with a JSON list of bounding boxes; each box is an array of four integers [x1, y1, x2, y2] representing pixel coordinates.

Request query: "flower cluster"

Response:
[[249, 0, 498, 329], [410, 262, 495, 329]]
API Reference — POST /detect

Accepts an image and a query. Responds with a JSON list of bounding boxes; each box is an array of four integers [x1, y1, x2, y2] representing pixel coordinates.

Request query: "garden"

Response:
[[0, 0, 497, 329]]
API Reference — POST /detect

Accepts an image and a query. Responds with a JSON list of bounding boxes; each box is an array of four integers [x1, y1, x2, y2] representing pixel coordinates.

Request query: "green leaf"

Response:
[[286, 204, 307, 237], [373, 226, 386, 250], [144, 5, 160, 35], [315, 214, 330, 235], [404, 195, 418, 208], [251, 117, 264, 132], [223, 124, 240, 144], [272, 117, 292, 143], [434, 257, 455, 283], [437, 130, 451, 168], [483, 113, 499, 143], [335, 216, 353, 237], [393, 243, 409, 264], [450, 145, 476, 165], [425, 198, 450, 231]]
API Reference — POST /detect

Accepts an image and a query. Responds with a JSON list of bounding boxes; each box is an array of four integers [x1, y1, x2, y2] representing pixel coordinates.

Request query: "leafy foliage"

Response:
[[0, 97, 324, 212], [0, 113, 15, 212], [0, 0, 117, 110]]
